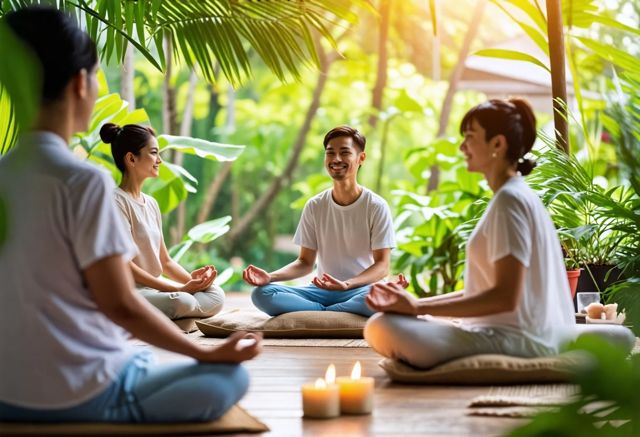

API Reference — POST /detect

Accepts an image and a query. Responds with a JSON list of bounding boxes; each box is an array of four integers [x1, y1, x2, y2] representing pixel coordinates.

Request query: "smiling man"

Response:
[[243, 126, 396, 317]]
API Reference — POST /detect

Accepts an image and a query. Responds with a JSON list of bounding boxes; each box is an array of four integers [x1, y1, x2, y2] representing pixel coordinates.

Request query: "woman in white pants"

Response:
[[365, 98, 635, 369], [101, 123, 225, 320]]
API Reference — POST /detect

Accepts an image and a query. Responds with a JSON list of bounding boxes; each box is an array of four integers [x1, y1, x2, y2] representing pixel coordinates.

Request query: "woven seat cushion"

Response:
[[0, 405, 268, 435], [196, 310, 367, 338], [379, 351, 588, 385]]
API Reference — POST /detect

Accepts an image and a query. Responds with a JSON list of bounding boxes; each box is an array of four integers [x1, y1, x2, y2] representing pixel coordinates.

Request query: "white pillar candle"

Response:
[[301, 364, 339, 419], [336, 361, 374, 415]]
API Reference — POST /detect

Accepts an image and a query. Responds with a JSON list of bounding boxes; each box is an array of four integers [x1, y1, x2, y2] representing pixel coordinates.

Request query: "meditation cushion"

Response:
[[0, 405, 269, 435], [379, 351, 587, 385], [196, 310, 367, 338], [172, 317, 200, 333]]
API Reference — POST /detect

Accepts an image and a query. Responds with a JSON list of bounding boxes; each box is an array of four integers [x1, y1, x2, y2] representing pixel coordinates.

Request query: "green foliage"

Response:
[[147, 135, 246, 214], [62, 71, 247, 215], [170, 216, 231, 262], [604, 73, 640, 216], [0, 0, 365, 85], [528, 143, 631, 269], [606, 279, 640, 338], [485, 0, 639, 147], [509, 336, 640, 436], [167, 217, 236, 287], [599, 71, 640, 337], [0, 85, 18, 155], [158, 135, 245, 162], [0, 18, 40, 153], [144, 163, 194, 215], [474, 48, 550, 72], [291, 174, 332, 210], [393, 137, 490, 297]]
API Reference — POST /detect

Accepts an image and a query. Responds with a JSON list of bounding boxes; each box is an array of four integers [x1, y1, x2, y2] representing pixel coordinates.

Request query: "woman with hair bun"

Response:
[[100, 122, 225, 321], [363, 98, 583, 368]]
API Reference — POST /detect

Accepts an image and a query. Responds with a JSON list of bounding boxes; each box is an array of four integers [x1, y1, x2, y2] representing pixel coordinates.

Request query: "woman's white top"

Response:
[[114, 188, 164, 279], [0, 132, 137, 408], [463, 176, 576, 352]]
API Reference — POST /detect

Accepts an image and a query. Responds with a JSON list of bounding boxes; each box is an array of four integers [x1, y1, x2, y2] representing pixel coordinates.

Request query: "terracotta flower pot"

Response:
[[566, 269, 582, 299]]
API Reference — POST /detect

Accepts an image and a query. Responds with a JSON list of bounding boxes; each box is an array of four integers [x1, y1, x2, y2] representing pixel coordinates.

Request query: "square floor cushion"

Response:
[[379, 351, 588, 385], [172, 317, 200, 333], [0, 405, 268, 435], [196, 310, 367, 338]]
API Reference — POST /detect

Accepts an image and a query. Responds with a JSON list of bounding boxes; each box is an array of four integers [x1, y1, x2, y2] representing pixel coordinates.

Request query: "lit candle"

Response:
[[336, 361, 374, 415], [301, 364, 339, 419]]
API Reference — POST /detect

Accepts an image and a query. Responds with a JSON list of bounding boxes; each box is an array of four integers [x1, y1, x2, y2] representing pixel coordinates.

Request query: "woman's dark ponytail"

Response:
[[509, 98, 537, 176]]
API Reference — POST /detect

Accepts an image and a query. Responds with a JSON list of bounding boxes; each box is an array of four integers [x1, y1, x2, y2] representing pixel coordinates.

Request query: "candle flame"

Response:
[[315, 378, 326, 389], [325, 364, 336, 384], [351, 361, 362, 380]]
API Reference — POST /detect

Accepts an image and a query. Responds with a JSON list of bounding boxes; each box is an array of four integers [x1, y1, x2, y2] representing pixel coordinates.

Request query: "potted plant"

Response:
[[529, 145, 629, 292], [562, 240, 582, 299]]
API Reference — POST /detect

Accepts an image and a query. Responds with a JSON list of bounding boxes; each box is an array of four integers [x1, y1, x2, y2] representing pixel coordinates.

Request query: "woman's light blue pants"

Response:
[[0, 352, 249, 423], [251, 283, 375, 317]]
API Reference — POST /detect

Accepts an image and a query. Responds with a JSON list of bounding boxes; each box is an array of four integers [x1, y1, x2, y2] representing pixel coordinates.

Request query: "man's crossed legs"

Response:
[[251, 284, 374, 317]]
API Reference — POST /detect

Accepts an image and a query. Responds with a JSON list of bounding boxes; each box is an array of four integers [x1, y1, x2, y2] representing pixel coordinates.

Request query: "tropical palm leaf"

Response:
[[1, 1, 365, 84], [473, 48, 550, 72], [0, 85, 18, 155], [0, 16, 40, 154], [153, 0, 363, 84]]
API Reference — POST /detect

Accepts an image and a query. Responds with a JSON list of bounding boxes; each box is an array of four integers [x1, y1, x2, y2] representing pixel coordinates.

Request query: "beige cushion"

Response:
[[172, 317, 200, 333], [196, 310, 367, 338], [0, 405, 269, 435], [379, 352, 588, 385]]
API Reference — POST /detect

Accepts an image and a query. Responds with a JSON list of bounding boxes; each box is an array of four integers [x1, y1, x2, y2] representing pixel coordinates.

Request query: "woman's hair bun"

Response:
[[517, 158, 537, 176], [99, 122, 122, 144]]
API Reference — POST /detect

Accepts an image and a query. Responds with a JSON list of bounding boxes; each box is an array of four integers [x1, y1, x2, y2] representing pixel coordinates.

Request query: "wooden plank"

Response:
[[144, 294, 522, 435], [147, 343, 521, 436]]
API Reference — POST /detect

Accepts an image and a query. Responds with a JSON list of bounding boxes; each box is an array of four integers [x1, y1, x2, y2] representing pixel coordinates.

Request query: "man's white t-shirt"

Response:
[[463, 176, 576, 352], [0, 132, 138, 408], [114, 188, 164, 279], [293, 187, 396, 282]]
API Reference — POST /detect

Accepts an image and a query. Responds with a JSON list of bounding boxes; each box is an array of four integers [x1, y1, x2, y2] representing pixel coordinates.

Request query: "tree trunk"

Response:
[[431, 0, 441, 81], [173, 70, 198, 240], [196, 84, 235, 224], [179, 70, 198, 137], [231, 173, 240, 223], [197, 162, 233, 224], [225, 35, 343, 245], [375, 117, 392, 193], [120, 44, 135, 109], [162, 35, 180, 244], [162, 35, 177, 137], [369, 0, 391, 194], [427, 0, 487, 192], [546, 0, 569, 153], [368, 0, 390, 130]]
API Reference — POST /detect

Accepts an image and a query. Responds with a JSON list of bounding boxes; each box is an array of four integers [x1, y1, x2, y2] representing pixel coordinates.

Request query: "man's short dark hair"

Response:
[[323, 126, 366, 152]]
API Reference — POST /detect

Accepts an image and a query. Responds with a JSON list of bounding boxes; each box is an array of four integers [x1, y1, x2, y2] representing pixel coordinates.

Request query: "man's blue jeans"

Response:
[[0, 352, 249, 423], [251, 283, 375, 317]]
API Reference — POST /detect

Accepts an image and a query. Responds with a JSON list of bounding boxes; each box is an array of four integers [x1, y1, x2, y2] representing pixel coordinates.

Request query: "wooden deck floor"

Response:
[[146, 293, 525, 436]]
